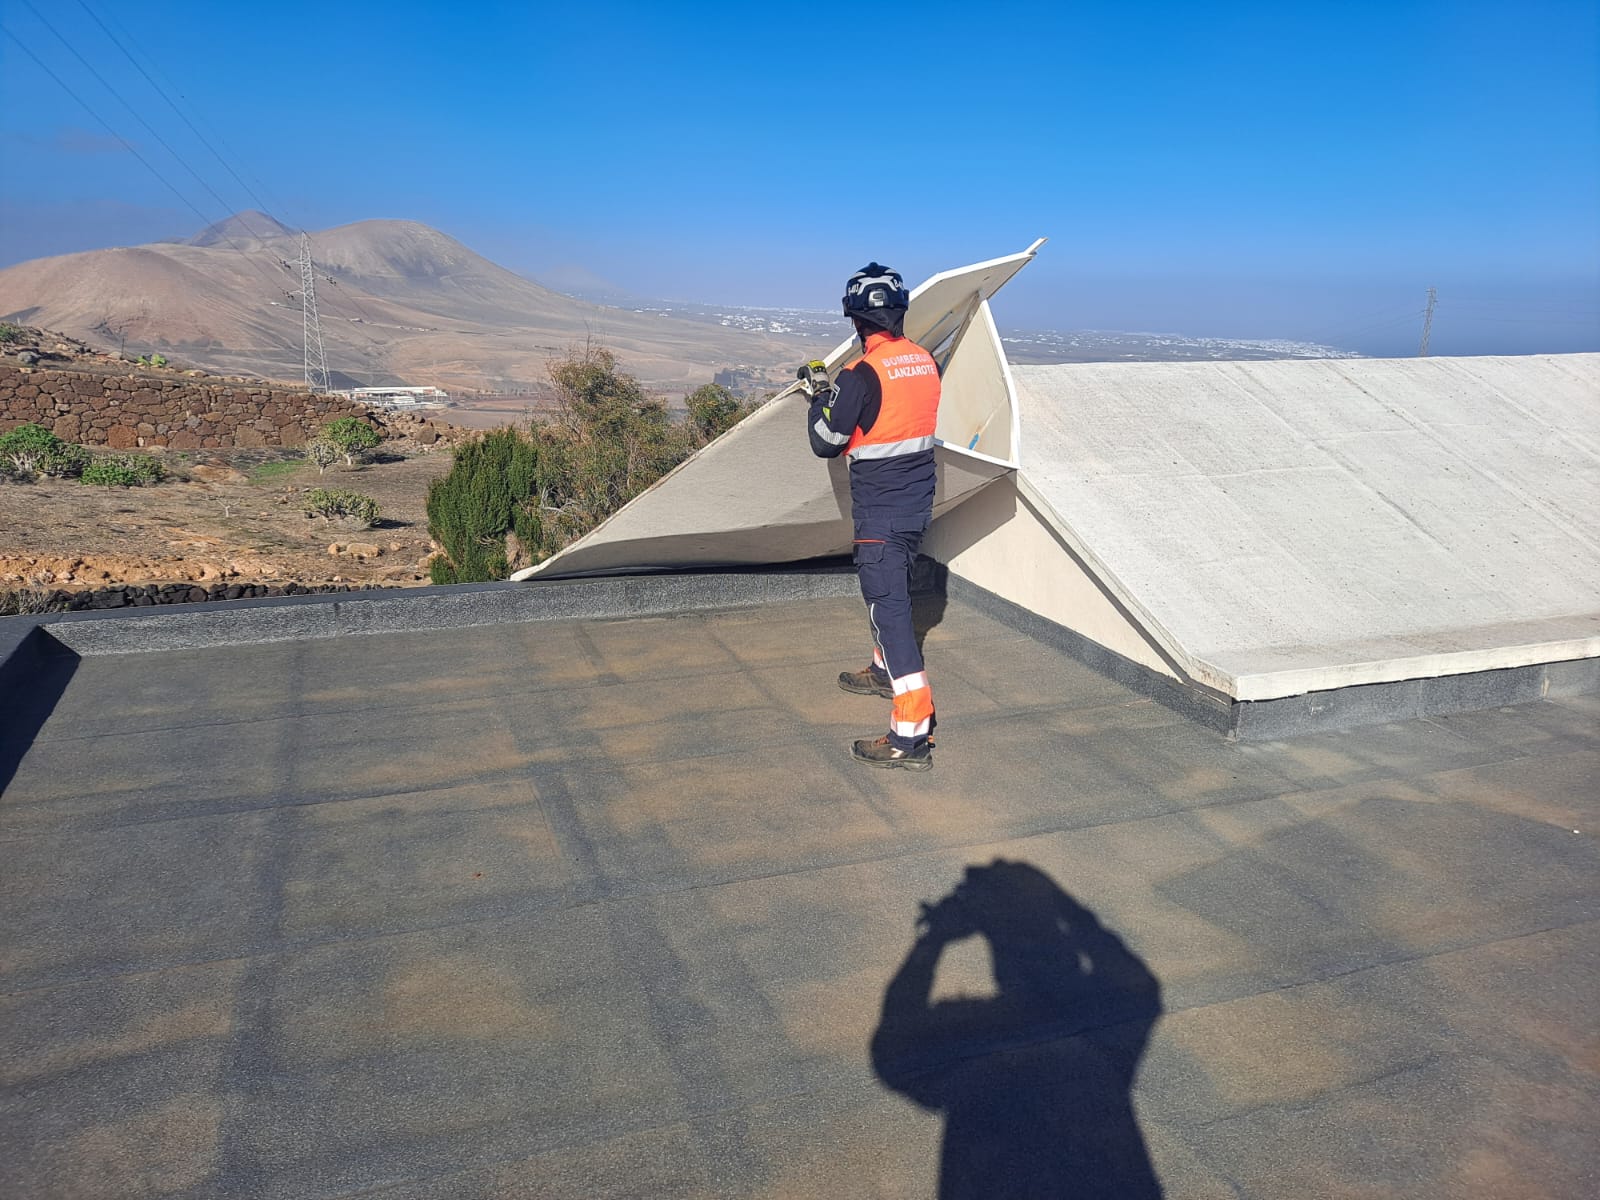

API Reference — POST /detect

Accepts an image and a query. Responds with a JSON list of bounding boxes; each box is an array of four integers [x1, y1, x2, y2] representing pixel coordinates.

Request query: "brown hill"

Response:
[[188, 209, 295, 247], [0, 217, 815, 396]]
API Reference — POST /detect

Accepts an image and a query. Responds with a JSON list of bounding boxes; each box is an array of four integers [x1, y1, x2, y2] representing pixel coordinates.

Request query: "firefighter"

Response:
[[807, 263, 939, 770]]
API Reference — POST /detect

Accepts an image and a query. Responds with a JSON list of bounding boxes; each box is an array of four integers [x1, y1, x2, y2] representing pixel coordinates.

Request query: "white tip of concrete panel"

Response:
[[1003, 353, 1600, 699]]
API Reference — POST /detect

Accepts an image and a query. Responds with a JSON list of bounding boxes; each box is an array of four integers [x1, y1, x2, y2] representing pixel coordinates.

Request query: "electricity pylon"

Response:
[[297, 233, 330, 392], [1419, 287, 1437, 358]]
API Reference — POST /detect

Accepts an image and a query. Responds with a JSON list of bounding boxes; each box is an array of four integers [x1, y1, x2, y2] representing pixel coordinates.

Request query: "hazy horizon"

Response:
[[2, 1, 1595, 360]]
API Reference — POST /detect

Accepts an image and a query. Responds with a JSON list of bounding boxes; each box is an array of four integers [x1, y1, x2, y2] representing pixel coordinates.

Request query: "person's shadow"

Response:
[[871, 860, 1164, 1198]]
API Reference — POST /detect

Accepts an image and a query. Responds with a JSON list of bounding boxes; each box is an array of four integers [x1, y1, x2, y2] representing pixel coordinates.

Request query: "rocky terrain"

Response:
[[1, 444, 456, 605], [1, 325, 468, 607]]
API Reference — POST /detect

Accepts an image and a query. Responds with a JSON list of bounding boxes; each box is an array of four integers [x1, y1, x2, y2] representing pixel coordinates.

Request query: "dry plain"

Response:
[[1, 446, 450, 595]]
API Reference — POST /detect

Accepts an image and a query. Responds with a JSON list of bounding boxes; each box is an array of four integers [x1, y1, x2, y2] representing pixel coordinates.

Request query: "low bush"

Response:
[[1, 423, 61, 474], [304, 438, 340, 473], [319, 417, 381, 467], [0, 423, 89, 478], [0, 322, 21, 344], [42, 444, 92, 478], [425, 427, 542, 584], [80, 452, 166, 487], [0, 585, 65, 616], [302, 487, 380, 527], [684, 383, 751, 446]]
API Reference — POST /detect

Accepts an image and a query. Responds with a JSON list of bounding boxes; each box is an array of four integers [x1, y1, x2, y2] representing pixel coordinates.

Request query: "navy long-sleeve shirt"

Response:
[[808, 356, 937, 518]]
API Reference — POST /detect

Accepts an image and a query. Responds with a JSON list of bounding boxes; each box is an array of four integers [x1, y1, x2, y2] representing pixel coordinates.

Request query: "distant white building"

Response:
[[347, 385, 450, 410]]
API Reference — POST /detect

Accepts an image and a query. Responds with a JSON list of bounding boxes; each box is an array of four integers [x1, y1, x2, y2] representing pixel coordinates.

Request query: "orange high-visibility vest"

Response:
[[844, 332, 940, 460]]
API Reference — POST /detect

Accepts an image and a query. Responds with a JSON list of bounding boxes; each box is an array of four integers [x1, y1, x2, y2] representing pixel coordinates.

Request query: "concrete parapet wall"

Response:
[[11, 566, 863, 660], [0, 364, 361, 449]]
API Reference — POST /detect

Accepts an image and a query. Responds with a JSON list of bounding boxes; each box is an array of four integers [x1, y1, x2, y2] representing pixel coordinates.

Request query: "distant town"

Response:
[[635, 300, 1356, 368]]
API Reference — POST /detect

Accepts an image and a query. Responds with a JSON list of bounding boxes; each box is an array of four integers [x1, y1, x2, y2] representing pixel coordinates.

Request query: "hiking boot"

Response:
[[852, 735, 933, 771], [839, 665, 894, 699]]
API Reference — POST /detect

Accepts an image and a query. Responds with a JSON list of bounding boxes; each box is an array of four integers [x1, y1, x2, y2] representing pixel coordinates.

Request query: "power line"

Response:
[[17, 0, 274, 253], [9, 0, 316, 337], [74, 0, 282, 229], [70, 0, 387, 337], [77, 0, 295, 222], [1310, 306, 1428, 349], [5, 20, 353, 388], [8, 9, 383, 380], [1436, 314, 1600, 327], [13, 6, 390, 381], [1448, 303, 1600, 318], [0, 26, 240, 248]]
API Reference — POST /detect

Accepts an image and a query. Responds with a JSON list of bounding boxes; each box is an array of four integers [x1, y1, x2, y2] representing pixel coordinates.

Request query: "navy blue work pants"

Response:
[[853, 514, 935, 749]]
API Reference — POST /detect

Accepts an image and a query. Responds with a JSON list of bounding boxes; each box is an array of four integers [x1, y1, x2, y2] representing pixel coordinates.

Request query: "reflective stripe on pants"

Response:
[[853, 515, 934, 750]]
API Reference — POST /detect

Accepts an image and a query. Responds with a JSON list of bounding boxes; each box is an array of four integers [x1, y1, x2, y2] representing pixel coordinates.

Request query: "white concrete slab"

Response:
[[516, 244, 1043, 579], [1002, 354, 1600, 700]]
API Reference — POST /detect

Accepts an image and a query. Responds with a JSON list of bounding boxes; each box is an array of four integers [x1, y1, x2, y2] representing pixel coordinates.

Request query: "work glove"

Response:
[[796, 360, 833, 400]]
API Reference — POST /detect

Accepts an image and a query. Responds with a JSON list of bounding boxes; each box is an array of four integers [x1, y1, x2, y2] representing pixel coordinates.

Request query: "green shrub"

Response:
[[539, 343, 691, 533], [426, 427, 543, 584], [41, 443, 91, 477], [304, 438, 340, 473], [0, 423, 61, 473], [319, 416, 381, 466], [303, 487, 380, 527], [0, 322, 21, 344], [684, 383, 752, 446], [0, 423, 88, 478], [134, 352, 169, 368], [81, 452, 165, 487]]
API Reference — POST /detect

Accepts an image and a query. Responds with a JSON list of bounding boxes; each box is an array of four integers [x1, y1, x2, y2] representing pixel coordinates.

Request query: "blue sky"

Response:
[[2, 0, 1596, 355]]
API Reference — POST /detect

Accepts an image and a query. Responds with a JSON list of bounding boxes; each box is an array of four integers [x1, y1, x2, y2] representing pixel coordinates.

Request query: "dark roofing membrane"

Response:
[[2, 577, 1596, 1197]]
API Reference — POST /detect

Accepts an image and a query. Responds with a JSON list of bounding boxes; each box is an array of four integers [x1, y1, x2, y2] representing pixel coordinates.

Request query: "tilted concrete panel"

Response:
[[516, 243, 1043, 578], [993, 354, 1600, 700], [924, 473, 1182, 679]]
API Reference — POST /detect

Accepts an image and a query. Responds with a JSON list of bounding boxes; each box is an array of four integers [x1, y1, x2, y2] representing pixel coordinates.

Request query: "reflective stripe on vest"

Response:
[[845, 332, 940, 461]]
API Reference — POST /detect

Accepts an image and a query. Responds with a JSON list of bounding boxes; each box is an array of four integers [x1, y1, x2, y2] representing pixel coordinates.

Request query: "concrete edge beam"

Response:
[[1228, 632, 1600, 702], [1233, 656, 1600, 739], [944, 572, 1600, 740], [0, 565, 864, 667]]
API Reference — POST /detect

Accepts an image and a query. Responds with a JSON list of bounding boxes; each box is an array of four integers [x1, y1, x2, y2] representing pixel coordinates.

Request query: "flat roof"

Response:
[[3, 590, 1596, 1196]]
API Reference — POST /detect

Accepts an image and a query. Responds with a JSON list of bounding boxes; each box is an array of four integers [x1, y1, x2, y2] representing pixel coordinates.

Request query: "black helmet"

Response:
[[842, 262, 909, 331]]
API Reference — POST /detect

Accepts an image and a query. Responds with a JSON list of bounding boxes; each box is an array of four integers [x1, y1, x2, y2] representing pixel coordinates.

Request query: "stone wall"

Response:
[[0, 365, 362, 449]]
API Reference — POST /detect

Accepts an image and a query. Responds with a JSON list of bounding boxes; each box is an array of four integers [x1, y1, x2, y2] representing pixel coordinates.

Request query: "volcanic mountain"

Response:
[[0, 217, 814, 395]]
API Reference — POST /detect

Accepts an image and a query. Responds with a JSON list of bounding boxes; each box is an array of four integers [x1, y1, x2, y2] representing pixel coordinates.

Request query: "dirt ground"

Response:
[[0, 445, 453, 592]]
